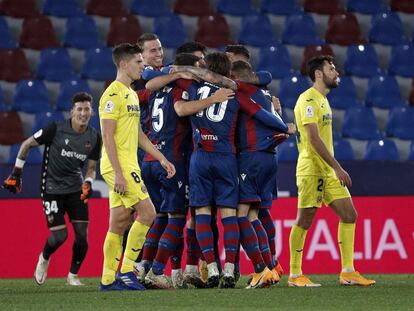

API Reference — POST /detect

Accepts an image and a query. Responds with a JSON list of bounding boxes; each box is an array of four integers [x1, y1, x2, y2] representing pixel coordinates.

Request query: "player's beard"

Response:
[[323, 73, 339, 90]]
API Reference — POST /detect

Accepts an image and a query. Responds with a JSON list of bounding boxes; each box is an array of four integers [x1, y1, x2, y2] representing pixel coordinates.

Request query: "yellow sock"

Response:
[[120, 221, 150, 274], [101, 231, 123, 285], [338, 222, 355, 271], [289, 224, 308, 276]]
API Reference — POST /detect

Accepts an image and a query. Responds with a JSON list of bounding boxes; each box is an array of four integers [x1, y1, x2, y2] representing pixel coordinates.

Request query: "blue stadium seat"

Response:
[[346, 0, 387, 14], [327, 76, 359, 109], [277, 136, 298, 161], [32, 111, 65, 133], [278, 75, 311, 109], [282, 13, 324, 46], [344, 45, 380, 78], [37, 48, 77, 82], [217, 0, 257, 16], [42, 0, 83, 17], [409, 141, 414, 160], [130, 0, 171, 17], [153, 14, 187, 49], [12, 80, 51, 114], [261, 0, 302, 15], [365, 75, 405, 109], [386, 107, 414, 140], [257, 45, 292, 79], [63, 15, 103, 49], [334, 139, 355, 160], [369, 12, 408, 46], [342, 107, 381, 140], [0, 16, 16, 48], [238, 14, 277, 47], [89, 114, 101, 133], [364, 139, 399, 161], [8, 143, 43, 164], [81, 47, 116, 81], [57, 79, 92, 111], [389, 44, 414, 77]]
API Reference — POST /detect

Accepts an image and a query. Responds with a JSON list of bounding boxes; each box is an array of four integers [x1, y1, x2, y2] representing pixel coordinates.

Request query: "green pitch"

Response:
[[1, 274, 413, 311]]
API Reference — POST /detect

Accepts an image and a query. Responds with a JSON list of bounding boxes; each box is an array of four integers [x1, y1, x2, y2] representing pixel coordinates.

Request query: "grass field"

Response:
[[0, 274, 413, 311]]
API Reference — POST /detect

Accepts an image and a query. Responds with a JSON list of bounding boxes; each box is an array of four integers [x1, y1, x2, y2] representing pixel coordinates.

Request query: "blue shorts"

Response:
[[238, 151, 278, 209], [189, 150, 238, 209], [141, 160, 188, 214]]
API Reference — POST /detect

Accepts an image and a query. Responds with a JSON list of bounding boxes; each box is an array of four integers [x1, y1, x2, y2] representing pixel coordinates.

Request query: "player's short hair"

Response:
[[307, 55, 335, 82], [71, 92, 92, 108], [231, 60, 252, 74], [205, 52, 231, 77], [225, 44, 250, 61], [137, 33, 160, 50], [174, 53, 200, 66], [112, 43, 142, 68], [176, 42, 207, 55]]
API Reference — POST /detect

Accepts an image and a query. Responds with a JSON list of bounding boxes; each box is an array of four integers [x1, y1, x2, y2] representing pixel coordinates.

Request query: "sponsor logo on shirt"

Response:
[[61, 148, 87, 161], [201, 134, 218, 141]]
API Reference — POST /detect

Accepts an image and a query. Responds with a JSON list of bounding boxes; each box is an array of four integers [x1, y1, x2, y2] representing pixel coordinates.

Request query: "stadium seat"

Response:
[[107, 15, 142, 46], [0, 0, 39, 18], [130, 0, 171, 17], [344, 45, 380, 78], [217, 0, 256, 16], [57, 79, 92, 111], [0, 112, 25, 145], [8, 143, 43, 164], [37, 48, 76, 82], [334, 139, 355, 160], [86, 0, 127, 17], [386, 107, 414, 140], [364, 139, 399, 161], [388, 44, 414, 78], [153, 14, 187, 49], [369, 12, 407, 46], [19, 16, 60, 50], [32, 111, 65, 133], [325, 13, 365, 46], [277, 136, 298, 161], [346, 0, 387, 14], [260, 0, 302, 15], [63, 15, 103, 50], [0, 49, 32, 82], [342, 107, 381, 140], [0, 16, 16, 48], [278, 75, 312, 109], [238, 14, 277, 47], [327, 76, 359, 109], [391, 0, 414, 13], [174, 0, 212, 16], [81, 47, 116, 81], [282, 13, 324, 46], [42, 0, 83, 17], [304, 0, 343, 15], [89, 114, 101, 132], [365, 75, 405, 109], [257, 45, 292, 79], [410, 80, 414, 106], [12, 80, 51, 114], [300, 44, 334, 75], [409, 141, 414, 160], [195, 13, 232, 48]]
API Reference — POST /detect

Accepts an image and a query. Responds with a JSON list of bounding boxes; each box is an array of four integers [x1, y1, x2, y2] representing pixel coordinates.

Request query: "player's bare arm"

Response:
[[16, 136, 40, 160], [80, 159, 97, 203], [306, 123, 352, 187], [272, 96, 282, 116], [174, 88, 234, 117], [101, 118, 127, 195], [145, 71, 198, 92]]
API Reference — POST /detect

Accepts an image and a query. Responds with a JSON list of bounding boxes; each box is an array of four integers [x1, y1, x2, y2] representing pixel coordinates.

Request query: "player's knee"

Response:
[[343, 209, 358, 223], [296, 217, 314, 230], [51, 228, 68, 246], [137, 209, 156, 227]]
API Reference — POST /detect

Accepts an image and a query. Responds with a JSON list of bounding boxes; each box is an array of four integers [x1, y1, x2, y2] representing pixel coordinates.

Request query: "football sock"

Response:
[[211, 215, 221, 272], [195, 214, 215, 264], [170, 234, 184, 270], [43, 228, 68, 260], [120, 221, 150, 274], [259, 209, 276, 262], [222, 216, 239, 264], [289, 224, 308, 276], [142, 215, 168, 262], [186, 228, 201, 265], [101, 231, 123, 285], [238, 217, 266, 273], [70, 223, 88, 274], [252, 219, 273, 269], [338, 222, 355, 271]]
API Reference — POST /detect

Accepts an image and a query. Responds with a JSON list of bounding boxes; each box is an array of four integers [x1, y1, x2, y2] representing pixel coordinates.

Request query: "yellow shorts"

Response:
[[297, 175, 350, 208], [102, 169, 149, 209]]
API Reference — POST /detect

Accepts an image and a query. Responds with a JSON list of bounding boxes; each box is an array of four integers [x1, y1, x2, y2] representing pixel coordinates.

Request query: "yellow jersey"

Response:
[[99, 80, 140, 175], [294, 87, 334, 177]]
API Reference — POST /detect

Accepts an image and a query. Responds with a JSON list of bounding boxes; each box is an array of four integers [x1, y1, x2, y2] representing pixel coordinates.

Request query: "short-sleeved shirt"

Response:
[[99, 80, 141, 175], [294, 87, 334, 177]]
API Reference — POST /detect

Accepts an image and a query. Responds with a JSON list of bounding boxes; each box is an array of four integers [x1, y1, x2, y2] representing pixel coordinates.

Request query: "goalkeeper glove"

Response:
[[80, 180, 92, 204], [3, 167, 22, 194]]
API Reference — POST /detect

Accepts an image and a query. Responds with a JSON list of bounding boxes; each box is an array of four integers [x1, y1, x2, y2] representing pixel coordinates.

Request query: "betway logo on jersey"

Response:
[[61, 149, 87, 161], [201, 134, 218, 141]]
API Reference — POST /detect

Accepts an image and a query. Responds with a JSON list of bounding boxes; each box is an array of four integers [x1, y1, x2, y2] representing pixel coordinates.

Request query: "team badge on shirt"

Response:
[[141, 185, 148, 194], [305, 105, 314, 117], [181, 91, 189, 100], [104, 100, 114, 112]]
